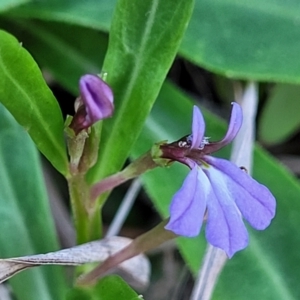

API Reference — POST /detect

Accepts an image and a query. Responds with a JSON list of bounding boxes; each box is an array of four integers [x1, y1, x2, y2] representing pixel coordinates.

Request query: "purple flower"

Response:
[[162, 103, 276, 258], [70, 74, 114, 134]]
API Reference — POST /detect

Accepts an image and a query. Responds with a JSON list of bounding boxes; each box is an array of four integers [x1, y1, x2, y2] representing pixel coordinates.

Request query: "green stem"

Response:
[[88, 205, 103, 241], [68, 173, 101, 244], [66, 120, 104, 243]]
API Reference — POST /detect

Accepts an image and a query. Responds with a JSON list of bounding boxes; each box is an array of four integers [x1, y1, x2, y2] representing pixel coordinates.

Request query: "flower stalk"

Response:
[[90, 151, 158, 205], [67, 173, 95, 244], [77, 219, 177, 285]]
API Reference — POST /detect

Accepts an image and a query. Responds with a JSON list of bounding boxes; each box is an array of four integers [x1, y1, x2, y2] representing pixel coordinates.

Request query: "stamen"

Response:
[[178, 141, 188, 147], [199, 137, 210, 149]]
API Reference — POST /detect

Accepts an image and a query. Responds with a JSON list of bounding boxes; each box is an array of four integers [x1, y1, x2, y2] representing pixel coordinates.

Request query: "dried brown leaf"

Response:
[[0, 236, 150, 289]]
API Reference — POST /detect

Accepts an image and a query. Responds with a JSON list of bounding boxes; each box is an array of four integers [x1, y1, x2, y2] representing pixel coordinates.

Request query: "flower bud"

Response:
[[70, 74, 114, 134]]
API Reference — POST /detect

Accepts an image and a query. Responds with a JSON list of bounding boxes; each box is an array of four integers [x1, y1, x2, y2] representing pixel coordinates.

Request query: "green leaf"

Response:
[[4, 0, 116, 31], [7, 0, 300, 83], [66, 289, 91, 300], [259, 84, 300, 145], [0, 104, 67, 300], [180, 0, 300, 83], [0, 30, 69, 176], [132, 81, 300, 299], [0, 19, 108, 94], [0, 0, 29, 12], [94, 275, 140, 300], [88, 0, 195, 183], [67, 275, 139, 300]]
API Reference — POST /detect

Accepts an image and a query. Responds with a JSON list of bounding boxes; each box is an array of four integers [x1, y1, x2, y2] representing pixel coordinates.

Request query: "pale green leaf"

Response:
[[0, 104, 67, 300], [4, 0, 116, 31], [0, 0, 29, 12], [180, 0, 300, 83]]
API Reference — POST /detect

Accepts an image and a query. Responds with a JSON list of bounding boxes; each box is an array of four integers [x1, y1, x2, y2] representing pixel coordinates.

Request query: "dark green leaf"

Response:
[[132, 81, 300, 299], [88, 0, 195, 183], [259, 84, 300, 145], [0, 19, 108, 94], [4, 0, 116, 31], [0, 104, 67, 300], [0, 30, 68, 175], [180, 0, 300, 83]]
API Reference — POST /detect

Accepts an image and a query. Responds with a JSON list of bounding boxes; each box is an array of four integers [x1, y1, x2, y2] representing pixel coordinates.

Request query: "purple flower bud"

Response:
[[163, 103, 276, 258], [70, 74, 114, 134]]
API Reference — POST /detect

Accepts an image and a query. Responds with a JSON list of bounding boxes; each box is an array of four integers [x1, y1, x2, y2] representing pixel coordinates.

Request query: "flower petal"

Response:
[[80, 74, 114, 125], [165, 166, 209, 237], [204, 166, 249, 258], [191, 106, 205, 149], [204, 102, 242, 154], [205, 156, 276, 229]]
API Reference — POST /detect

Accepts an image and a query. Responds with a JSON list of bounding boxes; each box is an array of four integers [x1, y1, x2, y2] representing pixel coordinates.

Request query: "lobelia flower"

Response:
[[160, 103, 276, 258], [70, 74, 114, 134]]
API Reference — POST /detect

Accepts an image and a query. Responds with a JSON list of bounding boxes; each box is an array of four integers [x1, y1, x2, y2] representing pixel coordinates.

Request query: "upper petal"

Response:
[[165, 166, 209, 237], [205, 156, 276, 230], [204, 102, 242, 154], [204, 166, 249, 258], [191, 106, 206, 149]]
